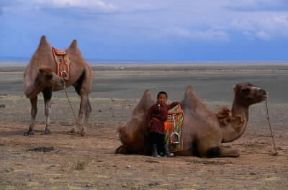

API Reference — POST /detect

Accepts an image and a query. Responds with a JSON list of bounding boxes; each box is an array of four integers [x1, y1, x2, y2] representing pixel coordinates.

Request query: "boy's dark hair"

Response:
[[157, 91, 168, 99]]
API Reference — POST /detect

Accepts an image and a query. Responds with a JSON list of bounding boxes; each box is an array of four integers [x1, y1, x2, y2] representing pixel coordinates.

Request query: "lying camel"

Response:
[[116, 82, 267, 157], [23, 35, 92, 136]]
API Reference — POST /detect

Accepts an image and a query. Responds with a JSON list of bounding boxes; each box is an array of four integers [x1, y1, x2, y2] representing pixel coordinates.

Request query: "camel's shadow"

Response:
[[0, 129, 25, 137]]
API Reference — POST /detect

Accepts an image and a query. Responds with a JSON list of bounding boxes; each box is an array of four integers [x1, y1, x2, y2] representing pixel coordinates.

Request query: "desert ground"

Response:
[[0, 63, 288, 190]]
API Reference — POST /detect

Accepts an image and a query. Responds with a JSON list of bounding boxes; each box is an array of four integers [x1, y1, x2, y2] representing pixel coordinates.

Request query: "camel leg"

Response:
[[72, 68, 92, 136], [78, 94, 89, 136], [24, 96, 38, 136], [218, 146, 239, 157], [206, 146, 239, 158], [42, 89, 52, 135], [85, 97, 92, 124]]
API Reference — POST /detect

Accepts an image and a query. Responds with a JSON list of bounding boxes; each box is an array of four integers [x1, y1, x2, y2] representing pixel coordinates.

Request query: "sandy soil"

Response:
[[0, 64, 288, 190]]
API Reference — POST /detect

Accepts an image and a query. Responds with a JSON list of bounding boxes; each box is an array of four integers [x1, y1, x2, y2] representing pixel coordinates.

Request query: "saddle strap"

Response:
[[52, 47, 70, 80]]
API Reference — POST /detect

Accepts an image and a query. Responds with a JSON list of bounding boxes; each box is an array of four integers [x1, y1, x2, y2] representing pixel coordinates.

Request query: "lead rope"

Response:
[[63, 80, 78, 124], [265, 99, 278, 156]]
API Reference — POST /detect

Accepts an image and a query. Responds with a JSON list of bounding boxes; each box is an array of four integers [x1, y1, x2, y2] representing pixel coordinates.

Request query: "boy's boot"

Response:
[[152, 144, 160, 157], [165, 143, 174, 157]]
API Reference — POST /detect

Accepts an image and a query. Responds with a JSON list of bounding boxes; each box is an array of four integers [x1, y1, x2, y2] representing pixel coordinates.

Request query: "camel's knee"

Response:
[[31, 107, 37, 118], [44, 104, 51, 117], [115, 145, 128, 154], [87, 100, 92, 113], [206, 147, 221, 158], [85, 99, 92, 116], [219, 146, 240, 157], [30, 97, 38, 118], [206, 146, 240, 158]]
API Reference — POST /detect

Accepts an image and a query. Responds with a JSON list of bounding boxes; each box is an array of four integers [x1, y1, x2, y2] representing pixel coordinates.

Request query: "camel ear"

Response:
[[69, 39, 77, 50], [233, 84, 242, 93]]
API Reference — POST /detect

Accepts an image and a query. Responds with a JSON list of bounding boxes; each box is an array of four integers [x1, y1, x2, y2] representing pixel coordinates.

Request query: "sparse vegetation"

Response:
[[0, 64, 287, 189]]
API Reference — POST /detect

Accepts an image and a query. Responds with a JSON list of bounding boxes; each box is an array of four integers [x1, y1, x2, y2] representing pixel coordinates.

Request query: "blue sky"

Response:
[[0, 0, 288, 61]]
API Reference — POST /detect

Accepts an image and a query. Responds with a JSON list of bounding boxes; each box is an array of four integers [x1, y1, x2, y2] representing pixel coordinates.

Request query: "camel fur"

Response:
[[116, 82, 267, 157], [23, 35, 93, 136]]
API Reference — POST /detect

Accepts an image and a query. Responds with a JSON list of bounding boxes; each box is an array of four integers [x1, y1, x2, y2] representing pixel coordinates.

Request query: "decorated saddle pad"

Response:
[[164, 104, 184, 152], [52, 47, 70, 80]]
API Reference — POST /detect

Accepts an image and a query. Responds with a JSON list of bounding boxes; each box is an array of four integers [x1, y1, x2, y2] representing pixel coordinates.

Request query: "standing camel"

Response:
[[23, 35, 92, 136], [116, 82, 267, 157]]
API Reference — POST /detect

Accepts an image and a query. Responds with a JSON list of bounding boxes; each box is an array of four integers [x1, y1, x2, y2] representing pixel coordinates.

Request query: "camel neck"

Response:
[[221, 99, 249, 143], [231, 101, 249, 120]]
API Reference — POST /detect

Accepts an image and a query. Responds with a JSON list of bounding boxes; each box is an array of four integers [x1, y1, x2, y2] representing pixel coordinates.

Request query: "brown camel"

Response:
[[116, 82, 267, 157], [23, 35, 92, 136]]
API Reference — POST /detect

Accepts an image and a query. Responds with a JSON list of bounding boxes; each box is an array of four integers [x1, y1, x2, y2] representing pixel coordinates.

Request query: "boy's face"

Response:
[[157, 94, 167, 105]]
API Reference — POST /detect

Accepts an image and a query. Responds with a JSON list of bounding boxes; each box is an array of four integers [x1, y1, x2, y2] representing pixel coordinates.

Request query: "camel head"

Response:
[[35, 67, 64, 89], [234, 82, 267, 106]]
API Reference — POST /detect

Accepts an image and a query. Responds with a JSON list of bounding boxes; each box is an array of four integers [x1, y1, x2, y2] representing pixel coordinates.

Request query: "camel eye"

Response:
[[241, 88, 251, 94]]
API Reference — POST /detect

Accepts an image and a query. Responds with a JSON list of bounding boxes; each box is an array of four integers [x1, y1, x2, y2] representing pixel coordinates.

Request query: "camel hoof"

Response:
[[41, 129, 51, 135], [230, 149, 240, 157], [80, 129, 86, 137], [24, 130, 34, 136], [68, 128, 77, 134]]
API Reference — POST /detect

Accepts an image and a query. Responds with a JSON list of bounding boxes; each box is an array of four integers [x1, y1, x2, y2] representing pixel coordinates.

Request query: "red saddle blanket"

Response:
[[52, 47, 70, 80], [164, 104, 184, 152]]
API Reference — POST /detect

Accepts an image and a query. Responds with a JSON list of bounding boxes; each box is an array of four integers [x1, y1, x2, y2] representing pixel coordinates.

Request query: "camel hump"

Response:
[[143, 89, 151, 97], [185, 85, 194, 96], [40, 35, 46, 41], [182, 85, 209, 110], [69, 39, 78, 50], [39, 35, 48, 46], [132, 89, 154, 114], [142, 89, 154, 104]]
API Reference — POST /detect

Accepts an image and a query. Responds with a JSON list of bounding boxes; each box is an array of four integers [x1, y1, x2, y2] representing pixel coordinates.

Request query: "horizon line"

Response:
[[0, 57, 288, 64]]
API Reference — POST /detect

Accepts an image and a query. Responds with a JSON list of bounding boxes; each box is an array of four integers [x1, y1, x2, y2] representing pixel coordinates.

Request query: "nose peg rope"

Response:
[[63, 80, 78, 125], [265, 99, 278, 156]]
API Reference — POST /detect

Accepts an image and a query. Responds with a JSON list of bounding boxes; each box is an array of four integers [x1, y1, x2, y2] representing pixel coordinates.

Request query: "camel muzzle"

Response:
[[260, 89, 268, 99]]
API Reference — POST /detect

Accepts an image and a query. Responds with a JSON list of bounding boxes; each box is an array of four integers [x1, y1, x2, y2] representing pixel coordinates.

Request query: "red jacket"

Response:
[[147, 102, 179, 134]]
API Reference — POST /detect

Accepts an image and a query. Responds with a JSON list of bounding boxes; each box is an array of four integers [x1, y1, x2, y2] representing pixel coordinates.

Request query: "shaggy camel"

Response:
[[23, 35, 92, 136], [116, 82, 267, 157]]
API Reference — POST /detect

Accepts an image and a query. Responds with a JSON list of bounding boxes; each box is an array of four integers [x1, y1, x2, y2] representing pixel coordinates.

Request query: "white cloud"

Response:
[[227, 0, 288, 11], [231, 0, 277, 6], [34, 0, 117, 11], [1, 0, 288, 43], [165, 27, 230, 41], [231, 14, 288, 40]]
